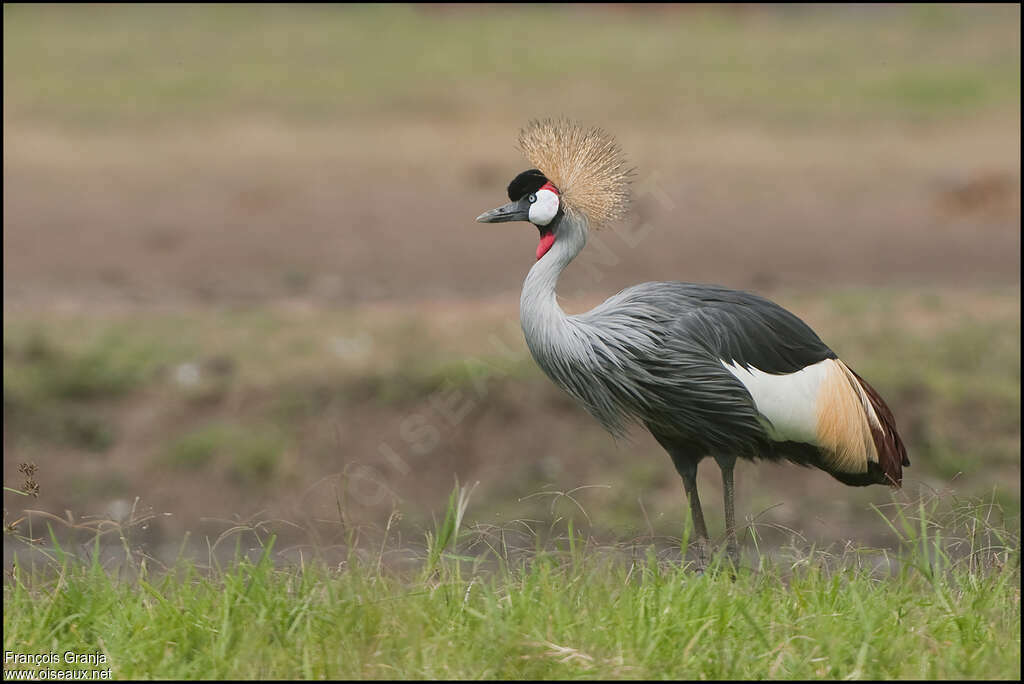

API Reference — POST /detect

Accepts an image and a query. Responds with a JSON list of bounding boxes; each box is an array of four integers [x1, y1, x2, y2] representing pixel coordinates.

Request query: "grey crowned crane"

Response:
[[476, 119, 908, 565]]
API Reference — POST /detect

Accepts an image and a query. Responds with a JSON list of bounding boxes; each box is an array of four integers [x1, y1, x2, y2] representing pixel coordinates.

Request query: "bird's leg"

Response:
[[676, 460, 710, 571], [715, 454, 740, 565]]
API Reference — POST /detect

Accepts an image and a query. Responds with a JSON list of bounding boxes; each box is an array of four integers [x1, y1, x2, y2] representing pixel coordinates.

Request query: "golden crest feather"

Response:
[[516, 118, 632, 228]]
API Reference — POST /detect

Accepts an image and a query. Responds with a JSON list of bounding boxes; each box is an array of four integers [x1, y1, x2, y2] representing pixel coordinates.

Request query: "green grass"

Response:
[[3, 4, 1019, 130], [3, 488, 1019, 679]]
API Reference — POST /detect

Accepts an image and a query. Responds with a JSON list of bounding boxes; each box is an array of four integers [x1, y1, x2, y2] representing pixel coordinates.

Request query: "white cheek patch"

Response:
[[528, 189, 559, 226]]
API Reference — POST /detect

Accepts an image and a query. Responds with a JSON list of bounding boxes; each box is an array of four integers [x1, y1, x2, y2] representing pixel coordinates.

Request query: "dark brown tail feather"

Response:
[[849, 368, 909, 487]]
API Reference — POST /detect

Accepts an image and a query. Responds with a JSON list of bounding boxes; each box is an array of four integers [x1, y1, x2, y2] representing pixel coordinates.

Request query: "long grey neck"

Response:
[[520, 211, 589, 360]]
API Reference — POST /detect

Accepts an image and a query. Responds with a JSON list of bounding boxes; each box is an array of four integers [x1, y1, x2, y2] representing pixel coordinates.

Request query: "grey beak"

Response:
[[476, 198, 530, 223]]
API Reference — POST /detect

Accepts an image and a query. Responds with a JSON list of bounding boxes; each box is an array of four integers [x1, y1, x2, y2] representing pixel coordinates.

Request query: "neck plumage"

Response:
[[520, 211, 589, 366]]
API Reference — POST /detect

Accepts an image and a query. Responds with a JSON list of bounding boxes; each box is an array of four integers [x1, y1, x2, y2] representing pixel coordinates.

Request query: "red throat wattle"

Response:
[[536, 231, 556, 260], [535, 181, 559, 260]]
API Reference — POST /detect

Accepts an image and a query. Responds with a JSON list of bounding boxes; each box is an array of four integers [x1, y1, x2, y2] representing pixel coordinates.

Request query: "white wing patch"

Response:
[[721, 359, 833, 445], [722, 358, 879, 474]]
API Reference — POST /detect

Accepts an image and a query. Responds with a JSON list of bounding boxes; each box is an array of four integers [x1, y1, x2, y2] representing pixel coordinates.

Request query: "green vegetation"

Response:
[[3, 326, 174, 402], [3, 487, 1019, 679], [2, 294, 1018, 684], [3, 325, 180, 453], [4, 4, 1019, 129], [164, 423, 287, 482]]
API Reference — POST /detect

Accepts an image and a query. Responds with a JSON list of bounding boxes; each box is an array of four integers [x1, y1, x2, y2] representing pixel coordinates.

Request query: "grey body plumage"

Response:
[[521, 211, 828, 457], [480, 120, 908, 565]]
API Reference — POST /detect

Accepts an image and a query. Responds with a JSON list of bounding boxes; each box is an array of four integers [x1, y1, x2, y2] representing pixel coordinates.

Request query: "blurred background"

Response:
[[3, 4, 1020, 563]]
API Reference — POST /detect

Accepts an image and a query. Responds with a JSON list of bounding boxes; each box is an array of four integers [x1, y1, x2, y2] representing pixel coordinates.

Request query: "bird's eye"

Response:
[[528, 194, 537, 203]]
